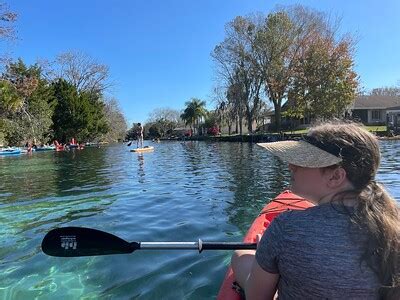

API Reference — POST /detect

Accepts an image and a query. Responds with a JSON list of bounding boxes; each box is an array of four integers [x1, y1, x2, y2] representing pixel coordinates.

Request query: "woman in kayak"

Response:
[[232, 121, 399, 299]]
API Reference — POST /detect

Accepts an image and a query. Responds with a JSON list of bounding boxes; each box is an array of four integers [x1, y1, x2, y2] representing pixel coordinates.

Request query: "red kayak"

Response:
[[217, 190, 313, 300]]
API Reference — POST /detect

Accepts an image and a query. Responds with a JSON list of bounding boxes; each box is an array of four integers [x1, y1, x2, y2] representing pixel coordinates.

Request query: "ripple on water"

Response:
[[0, 141, 399, 299]]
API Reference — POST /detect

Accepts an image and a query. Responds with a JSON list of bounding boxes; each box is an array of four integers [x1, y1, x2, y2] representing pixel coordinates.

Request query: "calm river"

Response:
[[0, 141, 399, 299]]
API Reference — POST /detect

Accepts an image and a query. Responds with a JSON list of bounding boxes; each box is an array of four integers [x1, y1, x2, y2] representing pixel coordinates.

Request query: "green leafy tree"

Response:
[[180, 98, 207, 135], [147, 107, 183, 137], [0, 59, 55, 145], [147, 122, 162, 138], [0, 80, 20, 113], [249, 5, 357, 130], [51, 79, 109, 143], [202, 111, 220, 135], [51, 79, 84, 142], [252, 11, 293, 131], [287, 35, 358, 119], [84, 91, 108, 141]]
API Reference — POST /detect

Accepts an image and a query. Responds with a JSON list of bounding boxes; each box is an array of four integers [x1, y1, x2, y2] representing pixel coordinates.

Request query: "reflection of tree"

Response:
[[180, 141, 280, 234], [179, 141, 287, 235], [180, 141, 205, 175], [0, 153, 60, 202], [0, 147, 115, 263], [0, 148, 113, 227], [2, 200, 110, 239], [216, 143, 290, 234], [268, 158, 289, 192], [54, 147, 111, 195]]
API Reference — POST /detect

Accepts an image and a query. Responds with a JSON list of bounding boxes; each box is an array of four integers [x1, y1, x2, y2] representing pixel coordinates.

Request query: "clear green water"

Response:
[[0, 141, 399, 299]]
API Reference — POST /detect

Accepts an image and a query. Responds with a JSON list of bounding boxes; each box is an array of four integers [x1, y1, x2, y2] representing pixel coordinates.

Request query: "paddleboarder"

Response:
[[136, 123, 143, 148]]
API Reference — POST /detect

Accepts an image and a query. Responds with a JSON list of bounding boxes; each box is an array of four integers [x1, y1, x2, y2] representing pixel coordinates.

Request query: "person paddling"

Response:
[[136, 123, 144, 148], [232, 120, 400, 299]]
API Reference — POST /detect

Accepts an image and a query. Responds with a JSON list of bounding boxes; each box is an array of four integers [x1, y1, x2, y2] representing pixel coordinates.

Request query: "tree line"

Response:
[[130, 5, 361, 139], [127, 98, 209, 140], [0, 55, 127, 146], [211, 5, 359, 132], [0, 4, 127, 146]]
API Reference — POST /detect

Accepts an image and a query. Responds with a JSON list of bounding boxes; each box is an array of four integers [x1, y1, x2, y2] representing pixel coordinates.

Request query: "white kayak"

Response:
[[130, 146, 154, 153]]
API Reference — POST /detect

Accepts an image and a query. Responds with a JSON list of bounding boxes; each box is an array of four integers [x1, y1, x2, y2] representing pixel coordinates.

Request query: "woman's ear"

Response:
[[326, 167, 347, 188]]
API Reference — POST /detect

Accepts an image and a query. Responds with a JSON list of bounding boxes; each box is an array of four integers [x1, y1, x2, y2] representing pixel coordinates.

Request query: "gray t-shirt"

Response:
[[255, 203, 381, 299]]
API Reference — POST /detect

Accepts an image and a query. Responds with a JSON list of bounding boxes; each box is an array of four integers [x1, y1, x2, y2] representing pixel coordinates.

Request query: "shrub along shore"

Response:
[[163, 127, 399, 143]]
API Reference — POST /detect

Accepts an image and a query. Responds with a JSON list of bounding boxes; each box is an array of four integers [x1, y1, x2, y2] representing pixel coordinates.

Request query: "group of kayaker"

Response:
[[231, 121, 400, 299], [1, 137, 89, 155]]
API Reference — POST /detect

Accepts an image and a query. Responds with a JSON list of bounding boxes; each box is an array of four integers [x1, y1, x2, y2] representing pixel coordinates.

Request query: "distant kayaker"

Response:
[[26, 141, 33, 153], [232, 120, 400, 299], [136, 123, 144, 148]]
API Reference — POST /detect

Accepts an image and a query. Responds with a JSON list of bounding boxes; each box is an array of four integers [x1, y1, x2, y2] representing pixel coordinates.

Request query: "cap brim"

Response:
[[257, 140, 342, 168]]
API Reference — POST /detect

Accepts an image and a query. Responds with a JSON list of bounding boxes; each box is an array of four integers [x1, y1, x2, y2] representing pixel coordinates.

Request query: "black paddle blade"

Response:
[[42, 227, 137, 257], [127, 141, 132, 146]]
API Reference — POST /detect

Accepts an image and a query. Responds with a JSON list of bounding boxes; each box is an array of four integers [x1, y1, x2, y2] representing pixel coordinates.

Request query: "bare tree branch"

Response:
[[55, 51, 113, 94]]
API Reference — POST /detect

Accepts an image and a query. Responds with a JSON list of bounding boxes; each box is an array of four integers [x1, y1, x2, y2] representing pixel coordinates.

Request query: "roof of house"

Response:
[[387, 105, 400, 111], [353, 95, 400, 109]]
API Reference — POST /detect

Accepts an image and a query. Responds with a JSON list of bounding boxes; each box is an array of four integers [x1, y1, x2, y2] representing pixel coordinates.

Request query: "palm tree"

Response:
[[180, 98, 207, 135]]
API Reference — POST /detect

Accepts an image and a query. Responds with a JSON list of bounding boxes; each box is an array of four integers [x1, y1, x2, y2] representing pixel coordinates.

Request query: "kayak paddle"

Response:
[[41, 227, 257, 257], [127, 141, 132, 146]]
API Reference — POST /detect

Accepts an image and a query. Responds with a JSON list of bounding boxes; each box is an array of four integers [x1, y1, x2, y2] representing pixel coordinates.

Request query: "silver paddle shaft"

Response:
[[140, 242, 201, 250], [138, 239, 257, 252]]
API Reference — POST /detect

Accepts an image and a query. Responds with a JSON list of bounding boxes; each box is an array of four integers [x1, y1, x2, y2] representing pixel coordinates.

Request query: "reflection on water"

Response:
[[0, 141, 399, 299], [137, 153, 145, 183], [378, 140, 400, 197]]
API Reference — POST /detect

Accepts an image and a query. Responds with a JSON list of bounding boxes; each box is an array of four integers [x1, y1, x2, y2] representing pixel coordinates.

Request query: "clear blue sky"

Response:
[[7, 0, 400, 125]]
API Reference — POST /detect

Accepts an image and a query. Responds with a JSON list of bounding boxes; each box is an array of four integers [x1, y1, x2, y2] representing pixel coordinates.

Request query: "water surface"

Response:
[[0, 141, 399, 299]]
